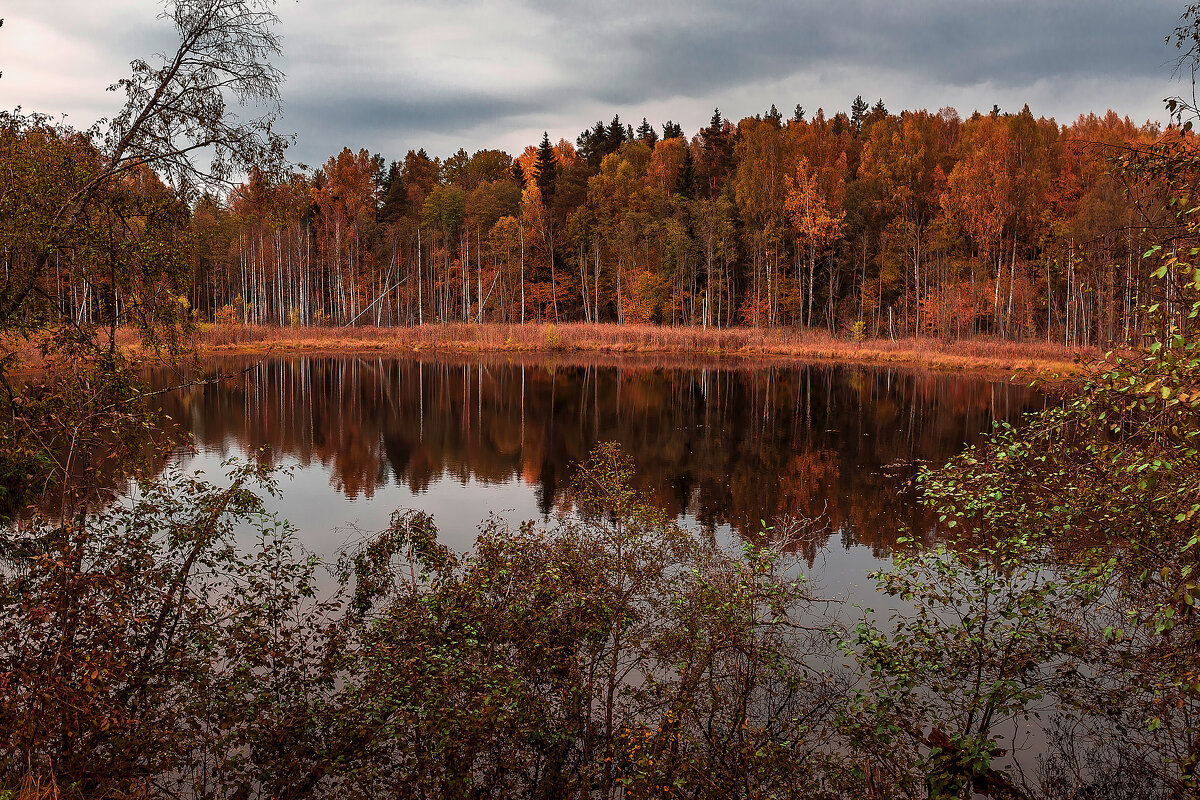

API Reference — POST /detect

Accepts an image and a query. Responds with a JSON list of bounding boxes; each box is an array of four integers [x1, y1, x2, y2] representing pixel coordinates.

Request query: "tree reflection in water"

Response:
[[152, 354, 1043, 565]]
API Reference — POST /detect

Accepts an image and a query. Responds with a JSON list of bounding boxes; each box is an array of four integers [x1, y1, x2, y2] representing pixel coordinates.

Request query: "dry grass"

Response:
[[2, 328, 187, 375], [0, 334, 49, 373], [185, 322, 1093, 377]]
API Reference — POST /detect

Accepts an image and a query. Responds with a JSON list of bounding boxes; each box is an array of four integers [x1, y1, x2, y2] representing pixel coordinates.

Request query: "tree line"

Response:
[[5, 100, 1180, 346], [186, 105, 1171, 346]]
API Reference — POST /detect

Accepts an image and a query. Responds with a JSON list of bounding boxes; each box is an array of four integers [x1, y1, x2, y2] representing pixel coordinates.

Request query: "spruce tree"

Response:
[[371, 152, 388, 191], [378, 161, 406, 224], [707, 107, 723, 134], [577, 121, 608, 169], [606, 115, 626, 153], [850, 95, 869, 133], [677, 147, 696, 199], [535, 131, 557, 205], [700, 109, 731, 198], [637, 117, 658, 147]]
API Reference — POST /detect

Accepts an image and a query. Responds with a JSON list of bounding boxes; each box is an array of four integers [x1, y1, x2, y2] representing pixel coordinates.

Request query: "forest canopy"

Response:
[[4, 100, 1178, 346], [180, 106, 1170, 344]]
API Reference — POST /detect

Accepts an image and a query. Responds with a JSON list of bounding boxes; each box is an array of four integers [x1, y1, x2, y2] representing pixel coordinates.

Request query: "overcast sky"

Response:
[[0, 0, 1188, 169]]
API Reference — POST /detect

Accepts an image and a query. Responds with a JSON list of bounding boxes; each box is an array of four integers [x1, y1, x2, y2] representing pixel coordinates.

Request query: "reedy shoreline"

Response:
[[189, 322, 1091, 377], [5, 322, 1094, 378]]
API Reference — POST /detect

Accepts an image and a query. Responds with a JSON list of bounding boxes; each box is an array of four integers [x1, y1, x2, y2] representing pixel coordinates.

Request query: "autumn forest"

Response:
[[21, 100, 1171, 345]]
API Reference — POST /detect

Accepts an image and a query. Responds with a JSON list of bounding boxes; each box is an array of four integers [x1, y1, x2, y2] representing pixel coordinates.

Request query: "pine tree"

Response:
[[378, 161, 406, 224], [606, 115, 627, 152], [850, 95, 869, 133], [536, 131, 557, 206], [371, 152, 388, 191], [577, 121, 607, 169], [677, 147, 696, 199], [865, 99, 889, 128], [700, 108, 732, 198], [637, 117, 658, 147], [707, 108, 723, 134], [662, 120, 684, 140]]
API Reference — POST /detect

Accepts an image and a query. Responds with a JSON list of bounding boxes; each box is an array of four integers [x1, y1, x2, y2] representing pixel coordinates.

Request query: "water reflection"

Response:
[[152, 354, 1043, 562]]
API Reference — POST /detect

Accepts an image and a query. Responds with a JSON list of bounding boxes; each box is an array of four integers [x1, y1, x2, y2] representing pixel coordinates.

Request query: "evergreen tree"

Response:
[[606, 115, 627, 152], [850, 95, 869, 133], [577, 121, 608, 169], [371, 152, 388, 192], [535, 131, 557, 205], [662, 120, 684, 140], [765, 103, 783, 127], [792, 104, 806, 124], [378, 160, 406, 224], [677, 146, 696, 199], [864, 98, 889, 128], [700, 108, 732, 198], [377, 159, 399, 196], [637, 117, 658, 147]]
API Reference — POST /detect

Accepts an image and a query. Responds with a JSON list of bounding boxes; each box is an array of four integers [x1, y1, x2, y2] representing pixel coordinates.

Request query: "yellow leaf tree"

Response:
[[784, 157, 845, 327]]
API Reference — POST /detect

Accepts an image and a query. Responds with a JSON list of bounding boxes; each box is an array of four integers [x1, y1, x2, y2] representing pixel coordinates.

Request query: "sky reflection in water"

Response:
[[152, 354, 1043, 597]]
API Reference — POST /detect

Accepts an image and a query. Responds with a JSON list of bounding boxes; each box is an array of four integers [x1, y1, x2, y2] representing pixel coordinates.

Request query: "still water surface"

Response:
[[151, 354, 1043, 597]]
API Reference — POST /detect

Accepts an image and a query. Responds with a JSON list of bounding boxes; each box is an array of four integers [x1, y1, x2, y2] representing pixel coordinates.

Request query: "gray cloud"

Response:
[[2, 0, 1186, 169], [554, 0, 1179, 102]]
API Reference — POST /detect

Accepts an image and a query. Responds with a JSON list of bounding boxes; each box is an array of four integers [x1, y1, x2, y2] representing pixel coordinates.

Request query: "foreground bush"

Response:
[[1, 445, 857, 799]]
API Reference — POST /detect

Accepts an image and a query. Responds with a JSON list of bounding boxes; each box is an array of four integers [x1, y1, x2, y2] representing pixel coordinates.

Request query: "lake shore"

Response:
[[4, 322, 1094, 379], [183, 322, 1090, 378]]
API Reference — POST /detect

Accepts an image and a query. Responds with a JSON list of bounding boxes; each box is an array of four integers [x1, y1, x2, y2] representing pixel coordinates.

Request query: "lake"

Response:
[[150, 353, 1044, 601]]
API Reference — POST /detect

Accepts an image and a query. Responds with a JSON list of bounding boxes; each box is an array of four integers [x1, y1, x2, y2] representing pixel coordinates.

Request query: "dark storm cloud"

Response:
[[269, 0, 1182, 163], [543, 0, 1179, 103], [289, 88, 563, 150], [5, 0, 1187, 167]]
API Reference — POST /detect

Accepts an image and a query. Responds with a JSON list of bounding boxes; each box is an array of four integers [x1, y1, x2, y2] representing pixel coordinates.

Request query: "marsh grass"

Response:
[[185, 322, 1091, 375]]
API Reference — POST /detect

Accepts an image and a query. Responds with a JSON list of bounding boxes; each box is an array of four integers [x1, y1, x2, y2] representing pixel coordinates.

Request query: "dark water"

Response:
[[151, 354, 1044, 577]]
